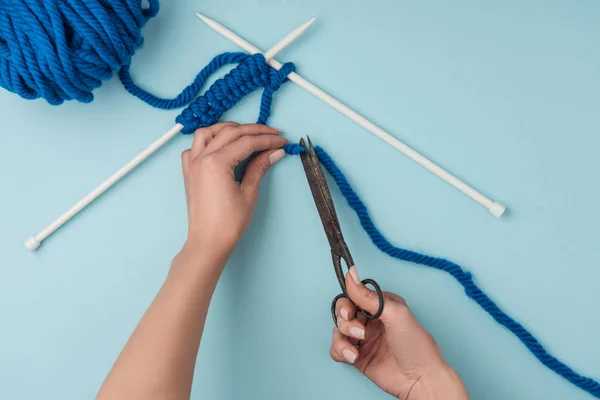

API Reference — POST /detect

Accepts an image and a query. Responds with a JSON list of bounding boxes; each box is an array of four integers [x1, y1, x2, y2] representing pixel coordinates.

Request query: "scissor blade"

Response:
[[300, 138, 347, 252], [300, 139, 335, 229], [306, 137, 342, 231]]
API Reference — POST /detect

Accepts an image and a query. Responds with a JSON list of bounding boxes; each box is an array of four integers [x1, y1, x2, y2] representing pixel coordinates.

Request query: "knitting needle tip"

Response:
[[196, 12, 263, 55], [264, 17, 316, 60], [195, 12, 213, 25], [196, 12, 315, 61]]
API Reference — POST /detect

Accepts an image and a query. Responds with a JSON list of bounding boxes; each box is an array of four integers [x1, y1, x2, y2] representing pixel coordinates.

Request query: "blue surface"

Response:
[[1, 1, 599, 399]]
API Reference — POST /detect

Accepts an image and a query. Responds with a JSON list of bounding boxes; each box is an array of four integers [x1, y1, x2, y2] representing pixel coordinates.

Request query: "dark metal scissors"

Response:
[[299, 137, 384, 326]]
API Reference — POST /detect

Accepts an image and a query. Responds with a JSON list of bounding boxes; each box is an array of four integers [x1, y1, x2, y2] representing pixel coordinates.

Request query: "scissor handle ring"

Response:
[[331, 293, 347, 326], [330, 279, 384, 326], [359, 278, 384, 320]]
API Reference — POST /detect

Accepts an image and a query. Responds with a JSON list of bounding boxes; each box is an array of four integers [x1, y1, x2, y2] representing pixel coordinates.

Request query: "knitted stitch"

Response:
[[121, 52, 295, 133]]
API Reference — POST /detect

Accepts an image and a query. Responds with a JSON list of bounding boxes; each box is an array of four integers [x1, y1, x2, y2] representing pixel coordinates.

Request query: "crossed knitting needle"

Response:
[[25, 14, 505, 251], [23, 17, 314, 251]]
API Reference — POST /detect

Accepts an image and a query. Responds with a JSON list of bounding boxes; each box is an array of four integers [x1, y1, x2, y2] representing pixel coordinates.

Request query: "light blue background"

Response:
[[1, 1, 599, 399]]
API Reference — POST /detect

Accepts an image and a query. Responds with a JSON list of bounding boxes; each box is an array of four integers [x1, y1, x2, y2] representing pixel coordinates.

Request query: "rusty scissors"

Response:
[[299, 137, 384, 325]]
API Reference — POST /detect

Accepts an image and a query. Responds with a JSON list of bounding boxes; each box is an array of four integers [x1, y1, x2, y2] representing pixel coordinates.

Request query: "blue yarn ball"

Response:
[[0, 0, 159, 105]]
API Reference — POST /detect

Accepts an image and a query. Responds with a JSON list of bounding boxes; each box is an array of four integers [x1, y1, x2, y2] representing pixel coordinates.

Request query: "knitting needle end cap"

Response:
[[24, 236, 41, 252], [489, 202, 506, 218]]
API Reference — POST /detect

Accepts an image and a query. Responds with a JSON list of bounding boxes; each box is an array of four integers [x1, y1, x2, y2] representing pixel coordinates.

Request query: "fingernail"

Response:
[[349, 327, 365, 340], [269, 149, 286, 165], [349, 266, 360, 285], [340, 308, 349, 320], [342, 349, 357, 364]]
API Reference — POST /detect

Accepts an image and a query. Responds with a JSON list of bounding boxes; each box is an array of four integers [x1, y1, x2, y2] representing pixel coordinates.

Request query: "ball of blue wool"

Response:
[[0, 0, 159, 105]]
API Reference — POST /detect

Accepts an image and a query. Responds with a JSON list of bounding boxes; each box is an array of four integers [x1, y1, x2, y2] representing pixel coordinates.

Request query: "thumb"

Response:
[[241, 148, 287, 201], [345, 266, 382, 317]]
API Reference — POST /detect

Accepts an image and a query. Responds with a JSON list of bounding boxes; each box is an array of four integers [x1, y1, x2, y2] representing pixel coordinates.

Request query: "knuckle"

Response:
[[255, 160, 270, 174], [221, 121, 239, 128], [245, 188, 259, 204], [239, 135, 253, 147], [194, 128, 210, 141], [264, 136, 275, 147], [221, 122, 239, 131], [220, 125, 240, 138], [397, 295, 408, 307], [383, 291, 408, 307], [385, 290, 407, 304], [336, 318, 348, 332], [329, 347, 339, 362], [201, 131, 214, 143], [193, 127, 208, 137], [384, 300, 411, 320], [201, 154, 220, 169], [361, 285, 378, 300]]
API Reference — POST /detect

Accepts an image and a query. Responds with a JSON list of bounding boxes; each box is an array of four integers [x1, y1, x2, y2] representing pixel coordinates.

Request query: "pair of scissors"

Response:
[[299, 137, 384, 326]]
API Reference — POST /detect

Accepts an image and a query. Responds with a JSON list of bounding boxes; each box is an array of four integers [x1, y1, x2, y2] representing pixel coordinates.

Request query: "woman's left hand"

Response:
[[99, 123, 287, 400], [180, 122, 288, 266]]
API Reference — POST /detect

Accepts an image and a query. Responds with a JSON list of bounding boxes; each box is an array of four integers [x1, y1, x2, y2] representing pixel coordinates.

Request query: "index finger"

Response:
[[217, 135, 288, 166], [202, 124, 281, 156]]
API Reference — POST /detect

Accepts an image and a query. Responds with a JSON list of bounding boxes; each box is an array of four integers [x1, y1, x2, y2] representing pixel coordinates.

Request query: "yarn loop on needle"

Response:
[[121, 52, 295, 133]]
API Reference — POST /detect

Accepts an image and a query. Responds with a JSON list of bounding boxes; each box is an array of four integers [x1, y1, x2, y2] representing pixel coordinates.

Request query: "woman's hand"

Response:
[[331, 266, 469, 400], [98, 122, 288, 400], [179, 122, 287, 266]]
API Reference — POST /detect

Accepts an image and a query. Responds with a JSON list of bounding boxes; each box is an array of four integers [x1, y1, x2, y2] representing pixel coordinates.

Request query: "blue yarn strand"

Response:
[[0, 0, 294, 120], [120, 52, 295, 133], [119, 52, 249, 110], [0, 0, 159, 104], [283, 143, 600, 398]]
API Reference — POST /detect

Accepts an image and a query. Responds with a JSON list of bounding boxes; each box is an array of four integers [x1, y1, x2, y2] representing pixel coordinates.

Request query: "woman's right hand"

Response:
[[330, 266, 469, 400]]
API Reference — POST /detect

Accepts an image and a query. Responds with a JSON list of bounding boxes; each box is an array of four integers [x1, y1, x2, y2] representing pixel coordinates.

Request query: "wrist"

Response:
[[407, 364, 469, 400], [184, 232, 237, 263], [169, 241, 229, 283]]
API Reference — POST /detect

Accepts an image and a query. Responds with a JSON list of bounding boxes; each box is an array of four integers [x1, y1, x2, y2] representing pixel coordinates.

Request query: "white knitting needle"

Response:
[[265, 18, 316, 60], [24, 17, 317, 251], [196, 13, 506, 219]]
